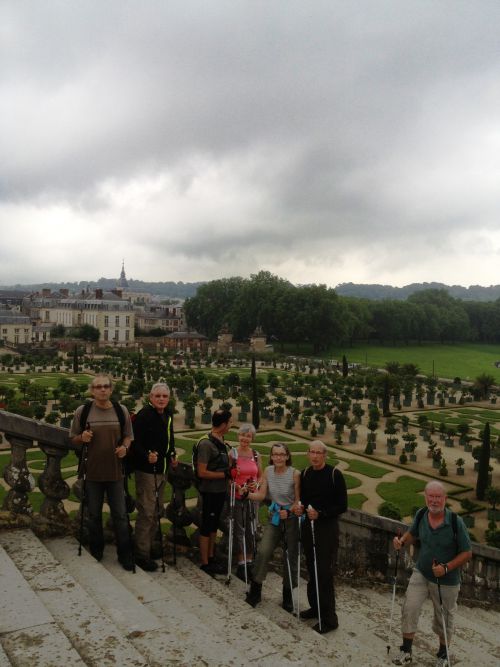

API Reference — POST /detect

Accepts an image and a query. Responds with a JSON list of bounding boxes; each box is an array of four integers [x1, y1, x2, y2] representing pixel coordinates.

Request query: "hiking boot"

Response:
[[299, 607, 318, 620], [118, 554, 135, 572], [435, 657, 449, 667], [245, 581, 262, 607], [392, 650, 412, 665], [90, 548, 103, 562], [208, 558, 226, 575], [313, 619, 338, 634], [136, 557, 158, 572], [200, 563, 216, 577], [236, 564, 248, 581]]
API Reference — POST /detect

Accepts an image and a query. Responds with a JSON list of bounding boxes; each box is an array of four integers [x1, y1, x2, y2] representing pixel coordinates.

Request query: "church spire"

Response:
[[118, 260, 129, 288]]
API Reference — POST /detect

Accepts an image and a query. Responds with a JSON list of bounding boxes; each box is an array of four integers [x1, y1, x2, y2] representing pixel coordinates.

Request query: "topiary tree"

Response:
[[476, 422, 491, 501]]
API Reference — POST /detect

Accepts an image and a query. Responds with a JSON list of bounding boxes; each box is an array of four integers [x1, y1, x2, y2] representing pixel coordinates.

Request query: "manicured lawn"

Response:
[[376, 476, 427, 517], [327, 343, 500, 381], [348, 493, 367, 510], [343, 459, 391, 478]]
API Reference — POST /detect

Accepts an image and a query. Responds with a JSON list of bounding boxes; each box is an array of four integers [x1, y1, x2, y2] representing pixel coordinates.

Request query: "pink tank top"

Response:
[[232, 452, 259, 499]]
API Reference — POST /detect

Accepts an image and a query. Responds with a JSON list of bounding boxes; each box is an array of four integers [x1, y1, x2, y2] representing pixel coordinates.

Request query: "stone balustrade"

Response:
[[1, 409, 499, 607]]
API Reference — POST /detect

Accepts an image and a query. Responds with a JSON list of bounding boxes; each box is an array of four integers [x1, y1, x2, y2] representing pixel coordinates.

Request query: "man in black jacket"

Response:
[[297, 440, 347, 634], [132, 382, 177, 570]]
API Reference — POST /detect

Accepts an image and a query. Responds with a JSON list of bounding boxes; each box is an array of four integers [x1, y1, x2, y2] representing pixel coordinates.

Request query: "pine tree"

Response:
[[72, 344, 79, 374], [342, 355, 348, 378], [476, 422, 491, 501]]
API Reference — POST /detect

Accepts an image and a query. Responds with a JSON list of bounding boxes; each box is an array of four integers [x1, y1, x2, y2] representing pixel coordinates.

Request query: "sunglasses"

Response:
[[92, 384, 111, 389]]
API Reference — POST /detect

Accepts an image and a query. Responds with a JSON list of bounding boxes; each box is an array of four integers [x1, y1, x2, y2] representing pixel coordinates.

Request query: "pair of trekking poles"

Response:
[[226, 478, 258, 587], [388, 533, 451, 666]]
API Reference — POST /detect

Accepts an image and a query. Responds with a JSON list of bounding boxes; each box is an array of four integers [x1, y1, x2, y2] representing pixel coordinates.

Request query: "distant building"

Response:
[[135, 304, 185, 333], [164, 330, 208, 353], [0, 313, 33, 345], [24, 288, 135, 347]]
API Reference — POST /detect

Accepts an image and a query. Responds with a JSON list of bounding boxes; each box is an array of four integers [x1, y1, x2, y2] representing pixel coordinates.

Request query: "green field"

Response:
[[327, 343, 500, 381]]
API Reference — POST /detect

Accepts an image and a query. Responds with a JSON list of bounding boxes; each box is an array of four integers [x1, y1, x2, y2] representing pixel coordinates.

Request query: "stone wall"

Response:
[[339, 509, 499, 608]]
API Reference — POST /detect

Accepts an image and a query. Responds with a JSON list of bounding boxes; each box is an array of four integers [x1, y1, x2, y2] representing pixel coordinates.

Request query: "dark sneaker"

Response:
[[136, 557, 158, 572], [90, 548, 103, 562], [200, 563, 216, 577], [392, 650, 412, 665], [245, 581, 262, 607], [313, 619, 338, 634], [300, 608, 318, 620], [208, 559, 226, 575], [236, 564, 248, 581], [118, 554, 135, 572]]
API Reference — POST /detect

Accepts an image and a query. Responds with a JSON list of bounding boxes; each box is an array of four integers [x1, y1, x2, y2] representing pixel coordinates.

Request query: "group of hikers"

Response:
[[69, 374, 472, 666]]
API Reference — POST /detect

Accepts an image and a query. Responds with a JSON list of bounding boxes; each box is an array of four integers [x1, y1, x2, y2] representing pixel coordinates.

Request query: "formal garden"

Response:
[[0, 346, 499, 547]]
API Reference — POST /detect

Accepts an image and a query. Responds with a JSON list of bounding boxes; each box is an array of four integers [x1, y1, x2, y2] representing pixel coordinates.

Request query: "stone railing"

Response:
[[1, 409, 499, 607], [0, 409, 74, 536]]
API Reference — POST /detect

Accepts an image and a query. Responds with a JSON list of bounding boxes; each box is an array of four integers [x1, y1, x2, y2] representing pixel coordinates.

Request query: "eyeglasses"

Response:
[[92, 384, 111, 389], [272, 452, 287, 457], [152, 394, 169, 398]]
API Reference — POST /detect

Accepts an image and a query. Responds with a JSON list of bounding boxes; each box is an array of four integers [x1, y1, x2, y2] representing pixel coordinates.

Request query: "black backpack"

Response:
[[192, 433, 229, 487], [413, 507, 459, 553]]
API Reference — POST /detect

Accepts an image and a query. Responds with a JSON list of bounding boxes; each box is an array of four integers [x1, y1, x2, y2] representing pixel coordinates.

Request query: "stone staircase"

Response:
[[1, 529, 499, 667]]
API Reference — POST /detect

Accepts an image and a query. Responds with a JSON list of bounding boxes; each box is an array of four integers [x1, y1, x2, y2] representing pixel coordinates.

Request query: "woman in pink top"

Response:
[[229, 423, 262, 581]]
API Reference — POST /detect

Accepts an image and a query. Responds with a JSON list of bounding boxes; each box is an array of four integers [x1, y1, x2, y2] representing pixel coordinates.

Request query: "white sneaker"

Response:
[[392, 650, 412, 665], [435, 657, 449, 667]]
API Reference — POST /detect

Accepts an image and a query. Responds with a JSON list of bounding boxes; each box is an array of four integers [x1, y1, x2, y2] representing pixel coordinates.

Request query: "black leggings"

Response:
[[200, 491, 227, 536]]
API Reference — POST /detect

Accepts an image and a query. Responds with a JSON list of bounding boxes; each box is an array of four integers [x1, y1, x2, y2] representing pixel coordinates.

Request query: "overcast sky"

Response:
[[2, 1, 500, 289]]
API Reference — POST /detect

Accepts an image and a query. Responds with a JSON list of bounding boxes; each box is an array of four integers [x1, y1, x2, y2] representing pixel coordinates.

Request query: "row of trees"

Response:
[[184, 271, 500, 346]]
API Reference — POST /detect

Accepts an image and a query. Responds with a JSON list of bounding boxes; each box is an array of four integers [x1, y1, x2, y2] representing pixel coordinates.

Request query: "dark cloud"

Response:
[[2, 1, 500, 286]]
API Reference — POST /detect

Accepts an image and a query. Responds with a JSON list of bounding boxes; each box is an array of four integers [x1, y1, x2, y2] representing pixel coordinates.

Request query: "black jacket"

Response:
[[131, 404, 176, 474]]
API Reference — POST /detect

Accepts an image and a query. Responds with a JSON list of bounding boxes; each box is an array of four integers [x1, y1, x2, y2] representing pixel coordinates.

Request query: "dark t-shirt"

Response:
[[197, 435, 229, 493]]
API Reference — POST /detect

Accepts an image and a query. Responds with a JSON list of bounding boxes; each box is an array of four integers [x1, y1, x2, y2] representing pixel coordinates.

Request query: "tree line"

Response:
[[184, 271, 500, 350]]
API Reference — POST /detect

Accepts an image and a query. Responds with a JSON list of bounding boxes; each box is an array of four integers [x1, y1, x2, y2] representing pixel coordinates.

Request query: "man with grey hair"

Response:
[[296, 440, 347, 633], [392, 481, 472, 666], [70, 374, 135, 570], [132, 382, 177, 571]]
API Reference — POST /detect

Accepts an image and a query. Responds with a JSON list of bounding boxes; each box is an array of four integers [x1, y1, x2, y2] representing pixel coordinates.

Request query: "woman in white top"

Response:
[[245, 442, 300, 611]]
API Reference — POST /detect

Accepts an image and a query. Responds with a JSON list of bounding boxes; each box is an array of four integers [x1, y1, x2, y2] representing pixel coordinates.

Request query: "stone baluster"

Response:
[[2, 432, 35, 516], [32, 443, 71, 536], [166, 462, 195, 549]]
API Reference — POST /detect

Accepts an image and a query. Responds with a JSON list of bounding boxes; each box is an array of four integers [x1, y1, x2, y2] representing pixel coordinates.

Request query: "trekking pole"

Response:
[[308, 505, 322, 632], [387, 529, 402, 655], [296, 501, 302, 618], [152, 459, 165, 573], [172, 485, 177, 567], [78, 429, 89, 557], [281, 514, 296, 615], [241, 491, 249, 588], [433, 559, 451, 667], [226, 479, 236, 585], [120, 459, 135, 574]]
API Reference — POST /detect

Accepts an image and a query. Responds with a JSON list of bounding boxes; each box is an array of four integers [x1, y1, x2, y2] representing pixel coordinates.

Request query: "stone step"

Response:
[[46, 536, 242, 666], [0, 644, 11, 667], [0, 536, 86, 667], [107, 554, 300, 667], [171, 557, 341, 666]]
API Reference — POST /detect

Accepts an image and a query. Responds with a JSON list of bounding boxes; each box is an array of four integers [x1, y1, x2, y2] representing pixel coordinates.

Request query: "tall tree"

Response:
[[476, 422, 491, 501]]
